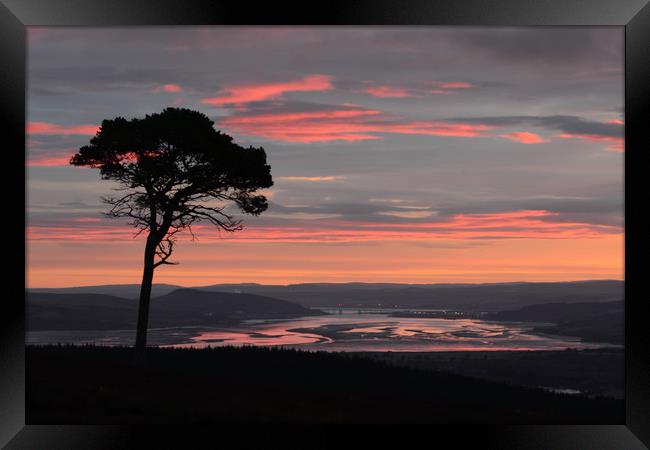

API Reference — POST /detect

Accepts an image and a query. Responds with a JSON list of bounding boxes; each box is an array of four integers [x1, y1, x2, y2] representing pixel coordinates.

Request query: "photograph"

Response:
[[25, 26, 626, 425]]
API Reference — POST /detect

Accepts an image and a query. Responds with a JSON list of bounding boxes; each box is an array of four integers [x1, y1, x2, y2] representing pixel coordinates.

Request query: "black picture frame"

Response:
[[2, 0, 648, 448]]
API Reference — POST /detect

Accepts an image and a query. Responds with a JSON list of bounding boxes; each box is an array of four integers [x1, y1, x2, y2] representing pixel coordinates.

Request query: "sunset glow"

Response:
[[27, 27, 624, 288]]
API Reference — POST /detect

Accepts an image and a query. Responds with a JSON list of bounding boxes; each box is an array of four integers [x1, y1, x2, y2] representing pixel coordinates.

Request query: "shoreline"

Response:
[[26, 315, 624, 350]]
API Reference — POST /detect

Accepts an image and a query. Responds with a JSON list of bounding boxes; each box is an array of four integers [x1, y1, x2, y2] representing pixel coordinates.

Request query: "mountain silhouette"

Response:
[[484, 300, 624, 344], [149, 288, 324, 326], [29, 284, 182, 298], [28, 279, 623, 311], [27, 289, 323, 331], [195, 280, 624, 311]]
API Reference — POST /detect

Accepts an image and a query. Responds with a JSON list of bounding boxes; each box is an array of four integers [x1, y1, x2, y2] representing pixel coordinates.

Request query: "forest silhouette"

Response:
[[27, 345, 623, 424]]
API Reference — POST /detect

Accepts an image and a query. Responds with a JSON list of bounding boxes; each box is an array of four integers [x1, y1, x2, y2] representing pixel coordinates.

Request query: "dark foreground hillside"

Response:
[[352, 348, 624, 398], [27, 346, 623, 424]]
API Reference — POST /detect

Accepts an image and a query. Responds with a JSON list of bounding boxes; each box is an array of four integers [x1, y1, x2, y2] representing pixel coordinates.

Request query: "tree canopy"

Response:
[[71, 107, 273, 267]]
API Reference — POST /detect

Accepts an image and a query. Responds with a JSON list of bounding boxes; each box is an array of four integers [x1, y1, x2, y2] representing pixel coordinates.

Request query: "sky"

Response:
[[26, 27, 624, 288]]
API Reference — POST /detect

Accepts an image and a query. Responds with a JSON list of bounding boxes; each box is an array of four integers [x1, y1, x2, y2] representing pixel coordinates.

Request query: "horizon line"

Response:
[[27, 278, 624, 290]]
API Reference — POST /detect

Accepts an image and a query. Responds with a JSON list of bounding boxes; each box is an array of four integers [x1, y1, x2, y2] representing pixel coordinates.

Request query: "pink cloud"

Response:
[[500, 132, 547, 144], [153, 83, 183, 93], [27, 122, 99, 136], [381, 121, 490, 138], [363, 86, 412, 98], [27, 225, 136, 241], [27, 148, 78, 167], [70, 217, 102, 223], [277, 176, 345, 182], [219, 107, 493, 143], [559, 133, 624, 152], [430, 81, 476, 94], [223, 109, 383, 124], [27, 210, 621, 243], [606, 119, 624, 125], [27, 155, 73, 167], [201, 75, 333, 106], [434, 81, 474, 89]]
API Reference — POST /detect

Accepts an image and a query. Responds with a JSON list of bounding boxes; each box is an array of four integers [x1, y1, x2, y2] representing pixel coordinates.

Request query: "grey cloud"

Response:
[[29, 66, 216, 94], [448, 115, 623, 138], [28, 134, 90, 156], [265, 192, 622, 229], [435, 194, 622, 227], [536, 116, 623, 138], [58, 201, 103, 209], [451, 28, 622, 67], [263, 200, 436, 224]]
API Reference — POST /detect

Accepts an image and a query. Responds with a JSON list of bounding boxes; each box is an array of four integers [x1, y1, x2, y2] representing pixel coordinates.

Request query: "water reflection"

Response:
[[164, 309, 618, 352], [27, 309, 621, 351]]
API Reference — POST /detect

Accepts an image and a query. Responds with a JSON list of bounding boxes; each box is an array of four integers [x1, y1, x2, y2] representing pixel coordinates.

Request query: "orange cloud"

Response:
[[219, 108, 492, 143], [201, 75, 333, 106], [500, 131, 547, 144], [364, 86, 412, 98], [27, 122, 99, 136]]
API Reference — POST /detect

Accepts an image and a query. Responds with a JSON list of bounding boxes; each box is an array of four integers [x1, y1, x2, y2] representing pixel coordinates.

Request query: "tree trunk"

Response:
[[135, 236, 156, 362]]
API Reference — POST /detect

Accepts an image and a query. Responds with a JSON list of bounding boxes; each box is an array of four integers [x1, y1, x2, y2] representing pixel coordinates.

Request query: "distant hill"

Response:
[[484, 300, 624, 323], [197, 280, 624, 311], [27, 293, 138, 330], [150, 289, 324, 326], [27, 289, 324, 331], [485, 300, 624, 345], [27, 280, 624, 312], [29, 283, 182, 299]]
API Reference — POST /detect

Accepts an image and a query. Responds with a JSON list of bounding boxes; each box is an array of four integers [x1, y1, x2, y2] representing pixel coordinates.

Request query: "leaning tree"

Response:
[[71, 107, 273, 355]]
